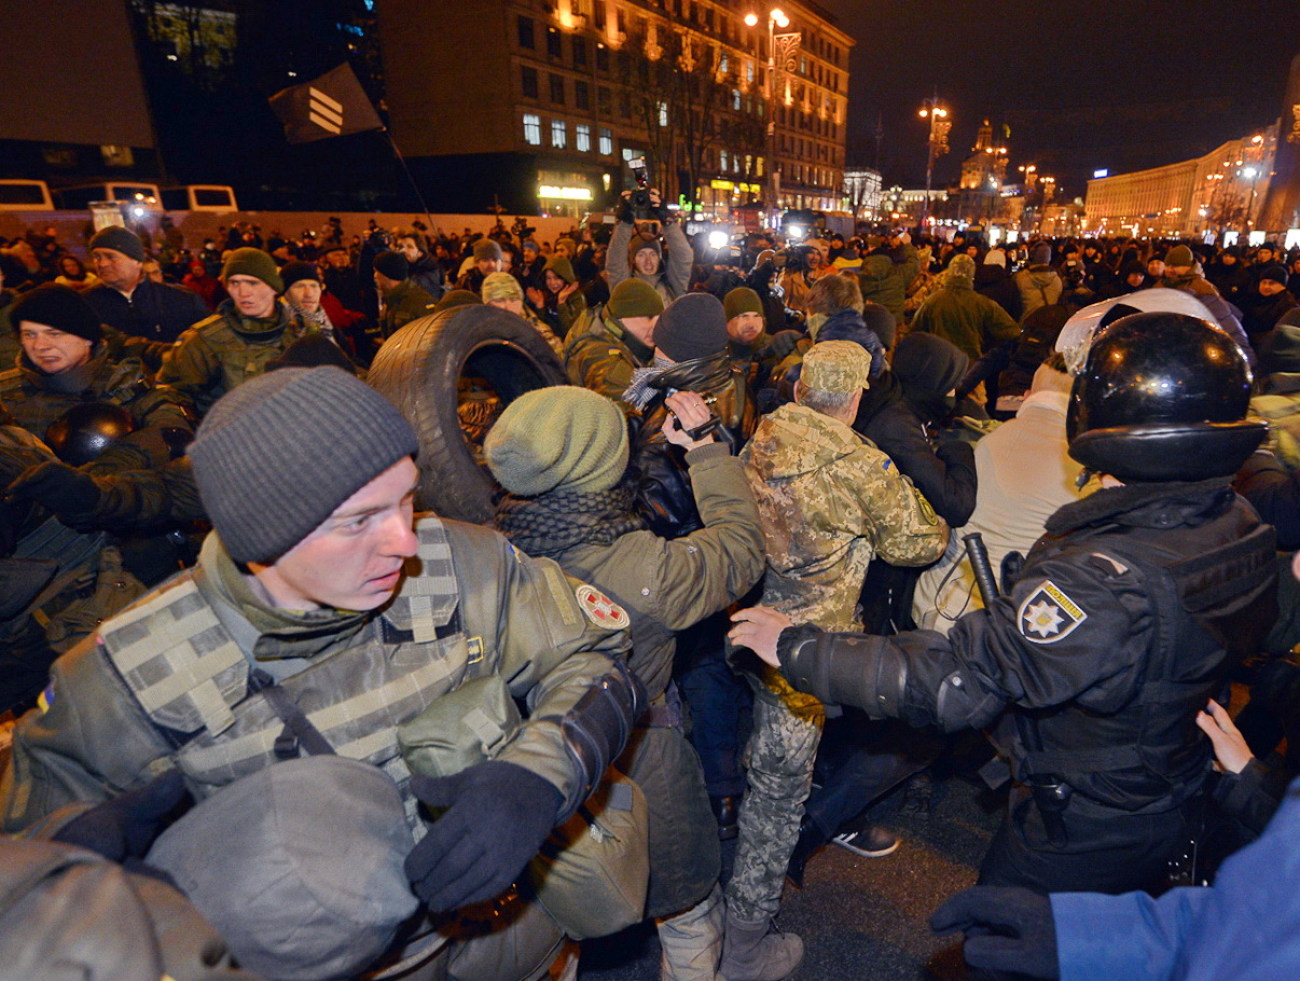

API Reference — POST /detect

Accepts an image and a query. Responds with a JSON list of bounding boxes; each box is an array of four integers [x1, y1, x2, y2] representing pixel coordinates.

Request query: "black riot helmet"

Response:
[[1067, 311, 1265, 482], [44, 403, 135, 465]]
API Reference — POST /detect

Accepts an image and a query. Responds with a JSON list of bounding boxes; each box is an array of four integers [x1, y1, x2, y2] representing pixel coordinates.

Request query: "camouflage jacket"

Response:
[[2, 518, 632, 834], [562, 304, 654, 404], [0, 345, 192, 443], [158, 299, 311, 415], [741, 403, 948, 632]]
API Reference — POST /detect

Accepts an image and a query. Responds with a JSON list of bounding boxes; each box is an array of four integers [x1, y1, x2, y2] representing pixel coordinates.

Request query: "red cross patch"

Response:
[[575, 584, 630, 629]]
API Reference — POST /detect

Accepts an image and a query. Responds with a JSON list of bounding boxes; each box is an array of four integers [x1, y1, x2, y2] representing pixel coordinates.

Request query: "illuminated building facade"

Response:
[[378, 0, 852, 218], [1085, 126, 1280, 239]]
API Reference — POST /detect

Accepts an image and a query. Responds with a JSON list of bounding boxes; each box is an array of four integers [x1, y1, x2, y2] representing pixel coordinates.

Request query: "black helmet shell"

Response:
[[1067, 311, 1264, 481], [44, 403, 135, 465]]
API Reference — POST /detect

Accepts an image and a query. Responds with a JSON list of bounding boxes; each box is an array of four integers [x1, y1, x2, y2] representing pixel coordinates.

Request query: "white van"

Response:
[[54, 182, 163, 214], [0, 179, 55, 211], [160, 185, 239, 213]]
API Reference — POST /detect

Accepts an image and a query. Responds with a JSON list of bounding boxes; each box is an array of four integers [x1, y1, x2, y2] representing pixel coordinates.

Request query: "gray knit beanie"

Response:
[[484, 386, 628, 496], [189, 367, 419, 564], [653, 292, 729, 362], [89, 225, 146, 262]]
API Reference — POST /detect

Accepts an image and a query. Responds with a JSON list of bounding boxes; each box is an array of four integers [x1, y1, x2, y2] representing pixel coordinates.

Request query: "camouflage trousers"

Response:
[[724, 680, 825, 923]]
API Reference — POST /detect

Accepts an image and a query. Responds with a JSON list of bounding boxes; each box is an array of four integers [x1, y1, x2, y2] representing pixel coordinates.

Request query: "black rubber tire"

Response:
[[367, 305, 569, 523]]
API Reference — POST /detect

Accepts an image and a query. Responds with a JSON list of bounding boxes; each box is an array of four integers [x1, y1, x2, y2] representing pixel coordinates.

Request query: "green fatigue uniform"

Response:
[[377, 280, 436, 341], [727, 403, 947, 923], [495, 443, 765, 920], [855, 245, 920, 335], [157, 298, 311, 415], [0, 345, 192, 443], [909, 269, 1021, 362], [2, 515, 633, 979], [562, 304, 655, 403]]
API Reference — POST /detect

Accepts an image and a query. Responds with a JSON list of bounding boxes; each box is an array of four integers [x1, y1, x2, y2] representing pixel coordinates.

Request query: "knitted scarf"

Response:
[[493, 487, 645, 558]]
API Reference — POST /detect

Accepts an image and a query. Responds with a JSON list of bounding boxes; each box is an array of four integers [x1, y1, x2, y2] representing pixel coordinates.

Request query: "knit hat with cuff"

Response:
[[221, 247, 284, 292], [188, 366, 418, 564], [10, 284, 102, 342]]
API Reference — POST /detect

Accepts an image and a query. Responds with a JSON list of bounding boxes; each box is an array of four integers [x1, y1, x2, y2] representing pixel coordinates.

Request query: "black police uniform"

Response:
[[767, 311, 1278, 895]]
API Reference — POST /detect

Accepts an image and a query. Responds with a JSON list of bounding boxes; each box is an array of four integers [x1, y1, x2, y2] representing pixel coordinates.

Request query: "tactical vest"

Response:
[[0, 357, 151, 438], [192, 314, 305, 411], [1013, 502, 1276, 812], [98, 520, 473, 831]]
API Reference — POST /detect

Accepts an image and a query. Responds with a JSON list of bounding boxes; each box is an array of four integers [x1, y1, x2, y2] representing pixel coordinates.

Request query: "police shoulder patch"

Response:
[[1017, 580, 1087, 644], [575, 584, 631, 629]]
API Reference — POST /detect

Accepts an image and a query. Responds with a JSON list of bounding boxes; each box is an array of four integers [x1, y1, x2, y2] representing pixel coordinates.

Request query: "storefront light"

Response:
[[538, 185, 594, 200]]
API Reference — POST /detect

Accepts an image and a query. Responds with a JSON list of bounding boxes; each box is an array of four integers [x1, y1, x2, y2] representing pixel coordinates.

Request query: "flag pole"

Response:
[[382, 128, 437, 233]]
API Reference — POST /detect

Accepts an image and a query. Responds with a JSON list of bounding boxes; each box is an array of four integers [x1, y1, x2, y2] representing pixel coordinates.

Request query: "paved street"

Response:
[[583, 750, 1003, 981]]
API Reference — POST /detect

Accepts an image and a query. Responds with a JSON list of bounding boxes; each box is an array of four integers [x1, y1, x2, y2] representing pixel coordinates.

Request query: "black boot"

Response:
[[785, 818, 829, 889]]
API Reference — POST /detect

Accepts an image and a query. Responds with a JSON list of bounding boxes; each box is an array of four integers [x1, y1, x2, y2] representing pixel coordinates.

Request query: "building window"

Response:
[[595, 44, 609, 72], [719, 52, 728, 73], [521, 66, 538, 99], [549, 73, 565, 104], [594, 0, 606, 30], [732, 88, 741, 111], [547, 27, 563, 59], [523, 113, 541, 145], [657, 100, 668, 127], [517, 15, 535, 49], [720, 149, 729, 171], [551, 119, 567, 148], [577, 123, 592, 152], [746, 61, 754, 83], [573, 37, 587, 66], [598, 86, 612, 116], [575, 80, 590, 110], [599, 126, 613, 155]]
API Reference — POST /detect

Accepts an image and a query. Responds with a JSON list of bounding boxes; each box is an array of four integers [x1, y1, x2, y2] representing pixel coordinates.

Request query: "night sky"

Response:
[[817, 0, 1299, 199]]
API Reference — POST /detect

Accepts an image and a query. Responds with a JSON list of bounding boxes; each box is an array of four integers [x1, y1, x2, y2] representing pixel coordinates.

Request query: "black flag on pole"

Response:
[[269, 63, 383, 144]]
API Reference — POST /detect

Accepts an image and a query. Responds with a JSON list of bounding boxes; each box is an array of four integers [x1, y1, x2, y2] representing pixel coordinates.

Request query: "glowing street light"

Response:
[[744, 8, 798, 212], [918, 95, 950, 227]]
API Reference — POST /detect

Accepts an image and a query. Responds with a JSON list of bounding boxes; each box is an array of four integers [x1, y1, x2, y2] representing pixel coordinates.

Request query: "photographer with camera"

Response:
[[608, 162, 692, 305]]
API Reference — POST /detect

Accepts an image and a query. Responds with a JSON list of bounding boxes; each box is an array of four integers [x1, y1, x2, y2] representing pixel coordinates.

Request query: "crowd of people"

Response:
[[1, 196, 1300, 981]]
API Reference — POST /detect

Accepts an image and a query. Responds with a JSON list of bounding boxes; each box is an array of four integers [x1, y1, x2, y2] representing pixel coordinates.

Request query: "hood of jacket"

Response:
[[859, 254, 893, 282], [745, 402, 863, 482], [814, 308, 887, 378]]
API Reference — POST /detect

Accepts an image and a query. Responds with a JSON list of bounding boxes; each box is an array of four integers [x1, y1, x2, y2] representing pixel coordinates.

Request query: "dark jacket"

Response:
[[628, 353, 756, 538], [779, 479, 1276, 819], [975, 263, 1023, 321], [84, 278, 210, 344], [852, 371, 976, 528]]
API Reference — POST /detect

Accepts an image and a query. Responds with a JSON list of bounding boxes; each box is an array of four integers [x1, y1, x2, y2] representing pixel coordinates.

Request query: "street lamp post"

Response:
[[918, 95, 950, 230], [745, 8, 795, 221]]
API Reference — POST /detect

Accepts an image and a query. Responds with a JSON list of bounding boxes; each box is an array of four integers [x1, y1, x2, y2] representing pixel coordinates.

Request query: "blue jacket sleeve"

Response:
[[1053, 777, 1300, 981]]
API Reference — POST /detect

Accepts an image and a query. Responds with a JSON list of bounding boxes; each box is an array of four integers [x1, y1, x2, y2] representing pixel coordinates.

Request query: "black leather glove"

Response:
[[405, 760, 562, 912], [930, 886, 1060, 979], [53, 770, 191, 862], [8, 461, 101, 518]]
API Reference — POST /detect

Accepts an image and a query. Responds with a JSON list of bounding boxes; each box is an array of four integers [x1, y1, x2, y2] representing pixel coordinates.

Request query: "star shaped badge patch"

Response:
[[1016, 581, 1087, 644]]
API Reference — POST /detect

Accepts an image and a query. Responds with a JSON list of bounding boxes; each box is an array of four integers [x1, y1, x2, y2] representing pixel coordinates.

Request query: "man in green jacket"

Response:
[[159, 247, 311, 415], [488, 384, 765, 979], [910, 253, 1019, 362], [563, 278, 664, 403], [2, 365, 641, 980], [372, 249, 436, 341]]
